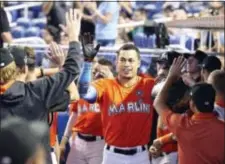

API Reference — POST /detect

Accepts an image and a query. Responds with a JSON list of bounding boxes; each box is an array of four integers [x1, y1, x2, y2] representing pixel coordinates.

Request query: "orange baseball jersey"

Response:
[[71, 99, 103, 136], [49, 113, 58, 147], [162, 110, 225, 164], [92, 76, 155, 147]]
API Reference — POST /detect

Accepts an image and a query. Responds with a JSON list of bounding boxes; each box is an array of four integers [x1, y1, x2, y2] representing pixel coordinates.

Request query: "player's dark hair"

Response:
[[117, 43, 140, 60], [97, 57, 113, 71]]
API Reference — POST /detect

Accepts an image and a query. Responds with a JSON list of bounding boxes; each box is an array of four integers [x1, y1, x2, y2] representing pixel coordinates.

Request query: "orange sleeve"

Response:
[[70, 101, 78, 113], [159, 133, 174, 145], [92, 79, 107, 102], [162, 110, 184, 135]]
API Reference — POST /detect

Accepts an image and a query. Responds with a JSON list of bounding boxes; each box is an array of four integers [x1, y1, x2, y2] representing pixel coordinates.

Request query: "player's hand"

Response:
[[59, 137, 68, 161], [168, 56, 186, 80], [152, 139, 163, 149], [47, 42, 66, 67], [65, 9, 82, 42], [149, 145, 162, 158], [81, 33, 100, 62]]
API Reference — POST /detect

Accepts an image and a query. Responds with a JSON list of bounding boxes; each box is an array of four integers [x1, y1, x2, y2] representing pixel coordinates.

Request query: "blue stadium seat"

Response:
[[32, 19, 47, 29], [20, 10, 34, 19], [25, 27, 41, 37], [17, 17, 31, 29], [10, 11, 19, 22], [11, 26, 25, 38], [57, 112, 69, 142], [185, 36, 194, 50], [169, 35, 181, 45]]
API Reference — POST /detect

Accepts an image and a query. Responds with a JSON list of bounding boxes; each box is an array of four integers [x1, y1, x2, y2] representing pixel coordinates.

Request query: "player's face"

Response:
[[116, 50, 140, 79], [92, 63, 112, 80], [187, 56, 199, 73]]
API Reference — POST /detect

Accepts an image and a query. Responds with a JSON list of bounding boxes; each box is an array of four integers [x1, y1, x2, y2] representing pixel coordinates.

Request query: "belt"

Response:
[[78, 133, 104, 142], [106, 145, 146, 156]]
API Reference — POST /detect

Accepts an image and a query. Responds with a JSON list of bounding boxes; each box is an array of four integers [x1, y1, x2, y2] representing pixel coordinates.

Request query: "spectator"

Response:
[[201, 55, 222, 82], [154, 56, 225, 164], [0, 9, 82, 164], [85, 1, 119, 46], [208, 70, 225, 121], [0, 2, 12, 48], [0, 117, 48, 164], [127, 8, 147, 41], [42, 2, 66, 43]]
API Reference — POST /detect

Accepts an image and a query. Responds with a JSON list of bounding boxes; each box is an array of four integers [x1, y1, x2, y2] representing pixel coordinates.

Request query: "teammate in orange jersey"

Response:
[[78, 40, 155, 164], [60, 57, 114, 164]]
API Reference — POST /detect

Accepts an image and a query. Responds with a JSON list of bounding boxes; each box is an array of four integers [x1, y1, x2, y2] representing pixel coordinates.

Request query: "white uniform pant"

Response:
[[151, 152, 178, 164], [51, 152, 58, 164], [102, 145, 150, 164], [67, 135, 105, 164]]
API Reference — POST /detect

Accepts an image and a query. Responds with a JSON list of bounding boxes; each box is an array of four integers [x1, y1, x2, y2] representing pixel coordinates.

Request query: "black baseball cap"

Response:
[[201, 55, 222, 72], [189, 83, 216, 113], [156, 51, 181, 68], [9, 46, 27, 68], [0, 117, 48, 164], [0, 48, 14, 68], [152, 79, 190, 112], [189, 50, 207, 64]]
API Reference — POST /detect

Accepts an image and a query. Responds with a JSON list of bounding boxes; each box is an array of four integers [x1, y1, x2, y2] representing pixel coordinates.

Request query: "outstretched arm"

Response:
[[77, 34, 101, 103]]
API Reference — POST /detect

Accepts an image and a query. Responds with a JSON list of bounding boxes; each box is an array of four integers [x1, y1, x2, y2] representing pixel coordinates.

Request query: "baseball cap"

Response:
[[0, 117, 48, 164], [189, 50, 207, 64], [201, 55, 222, 72], [0, 48, 14, 68], [9, 46, 27, 67], [189, 83, 216, 113], [151, 79, 189, 109], [156, 51, 181, 67]]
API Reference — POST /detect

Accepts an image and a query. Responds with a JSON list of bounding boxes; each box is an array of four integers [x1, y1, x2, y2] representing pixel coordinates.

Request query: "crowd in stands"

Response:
[[0, 1, 224, 164]]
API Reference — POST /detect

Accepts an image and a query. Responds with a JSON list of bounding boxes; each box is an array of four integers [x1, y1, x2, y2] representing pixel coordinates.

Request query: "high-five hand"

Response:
[[65, 9, 82, 42], [168, 56, 186, 79], [81, 33, 100, 62]]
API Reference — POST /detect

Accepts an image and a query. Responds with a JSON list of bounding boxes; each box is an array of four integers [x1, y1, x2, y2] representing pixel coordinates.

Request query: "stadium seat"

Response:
[[169, 35, 181, 45], [20, 10, 34, 19], [11, 26, 25, 38], [24, 27, 41, 37], [32, 18, 47, 29], [17, 17, 31, 29], [57, 112, 69, 142], [10, 10, 19, 22]]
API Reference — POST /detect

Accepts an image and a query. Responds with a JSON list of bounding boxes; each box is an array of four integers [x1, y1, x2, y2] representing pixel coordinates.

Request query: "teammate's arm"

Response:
[[154, 57, 186, 116], [77, 33, 101, 103], [60, 111, 78, 159]]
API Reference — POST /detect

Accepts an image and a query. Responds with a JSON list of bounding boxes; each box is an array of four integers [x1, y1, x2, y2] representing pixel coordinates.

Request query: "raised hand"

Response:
[[81, 33, 100, 62], [168, 56, 186, 79], [65, 9, 82, 42], [47, 42, 66, 67]]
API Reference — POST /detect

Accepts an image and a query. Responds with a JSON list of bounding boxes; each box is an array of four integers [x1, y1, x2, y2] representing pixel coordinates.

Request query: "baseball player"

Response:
[[60, 57, 114, 164], [207, 70, 225, 121], [77, 41, 155, 164]]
